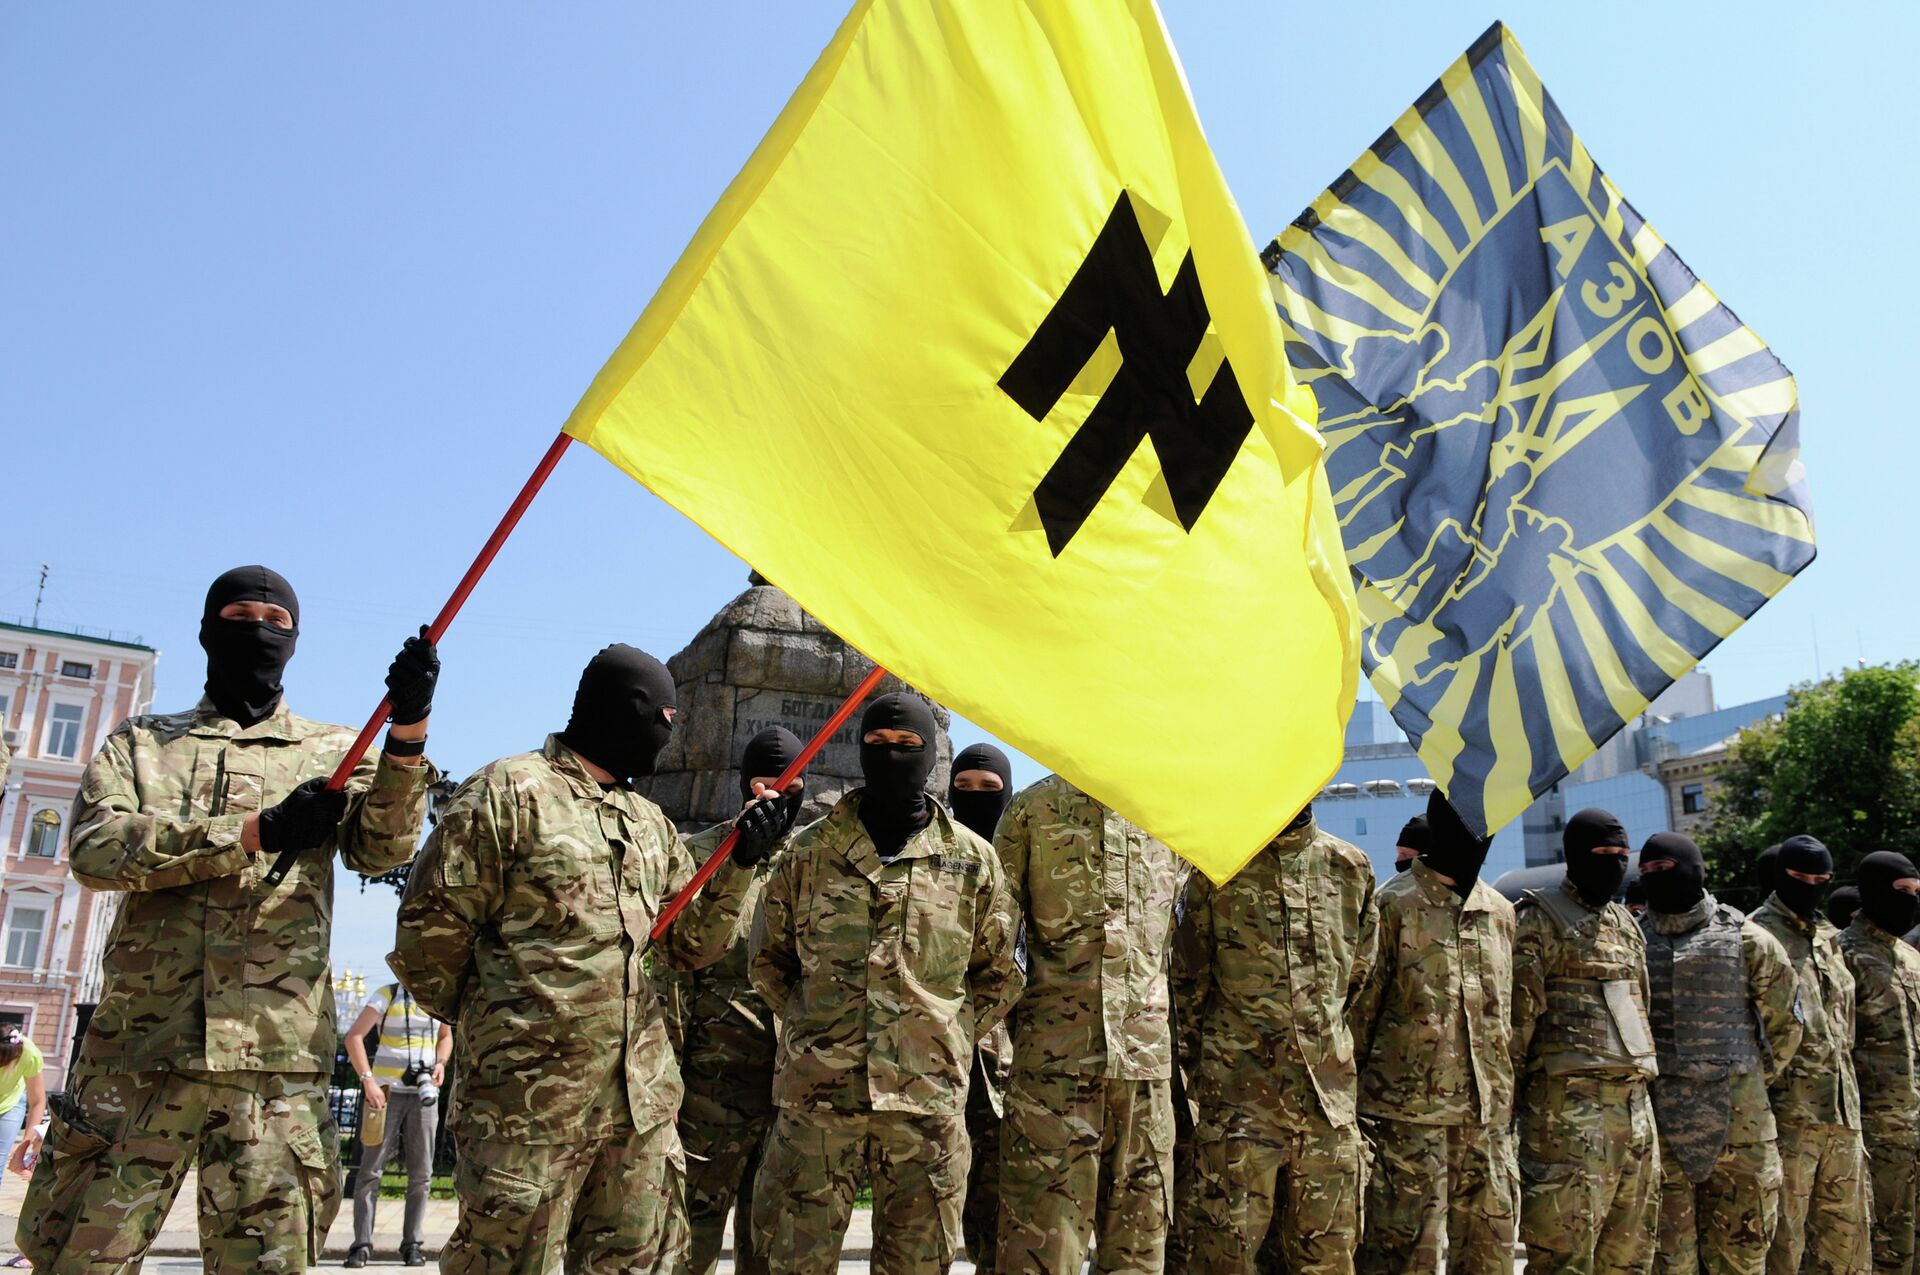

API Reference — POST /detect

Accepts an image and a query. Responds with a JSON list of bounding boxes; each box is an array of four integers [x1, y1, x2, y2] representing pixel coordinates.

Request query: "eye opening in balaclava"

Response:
[[559, 644, 678, 783], [1562, 808, 1631, 909], [199, 565, 300, 728], [740, 726, 806, 838], [1637, 832, 1706, 915], [947, 743, 1013, 842], [1858, 850, 1920, 936], [1421, 792, 1493, 897], [1394, 815, 1429, 873], [859, 692, 937, 857], [1774, 834, 1834, 920]]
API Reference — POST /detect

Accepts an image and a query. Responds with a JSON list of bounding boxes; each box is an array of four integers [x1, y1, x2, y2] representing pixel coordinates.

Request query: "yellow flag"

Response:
[[566, 0, 1357, 881]]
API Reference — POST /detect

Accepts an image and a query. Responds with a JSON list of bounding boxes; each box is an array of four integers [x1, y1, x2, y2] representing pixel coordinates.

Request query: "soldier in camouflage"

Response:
[[947, 743, 1016, 1275], [669, 726, 810, 1275], [1839, 851, 1920, 1275], [748, 694, 1024, 1275], [992, 772, 1191, 1274], [1510, 808, 1661, 1275], [1175, 805, 1378, 1275], [1349, 792, 1516, 1275], [18, 566, 438, 1274], [390, 645, 763, 1275], [1751, 835, 1872, 1275], [1636, 833, 1804, 1275]]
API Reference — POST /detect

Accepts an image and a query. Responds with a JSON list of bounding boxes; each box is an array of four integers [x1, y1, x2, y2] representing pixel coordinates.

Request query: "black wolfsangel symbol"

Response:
[[999, 191, 1254, 558]]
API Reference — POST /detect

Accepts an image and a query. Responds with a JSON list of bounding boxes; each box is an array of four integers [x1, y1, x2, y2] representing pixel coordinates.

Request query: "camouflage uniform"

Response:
[[1348, 861, 1517, 1275], [747, 792, 1023, 1275], [1750, 893, 1872, 1275], [1511, 876, 1662, 1275], [1840, 916, 1920, 1275], [665, 820, 795, 1275], [1175, 815, 1378, 1275], [19, 699, 431, 1274], [1641, 898, 1804, 1275], [990, 776, 1191, 1275], [389, 736, 753, 1275], [962, 1020, 1012, 1274]]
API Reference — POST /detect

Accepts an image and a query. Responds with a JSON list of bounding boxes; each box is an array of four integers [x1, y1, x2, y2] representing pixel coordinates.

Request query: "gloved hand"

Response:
[[386, 626, 439, 726], [731, 798, 787, 869], [258, 778, 349, 855]]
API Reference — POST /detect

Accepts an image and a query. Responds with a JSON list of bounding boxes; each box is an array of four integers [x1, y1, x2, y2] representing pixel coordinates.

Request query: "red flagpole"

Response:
[[264, 431, 575, 888], [650, 662, 889, 943]]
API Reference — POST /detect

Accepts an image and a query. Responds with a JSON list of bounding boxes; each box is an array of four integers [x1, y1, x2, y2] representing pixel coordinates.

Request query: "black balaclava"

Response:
[[1563, 808, 1631, 908], [1827, 886, 1863, 931], [200, 565, 300, 727], [1638, 832, 1707, 914], [1858, 851, 1920, 935], [1395, 815, 1429, 873], [1753, 845, 1780, 899], [1421, 792, 1493, 897], [559, 644, 678, 783], [948, 743, 1013, 841], [740, 726, 806, 837], [859, 693, 938, 857], [1774, 835, 1834, 920]]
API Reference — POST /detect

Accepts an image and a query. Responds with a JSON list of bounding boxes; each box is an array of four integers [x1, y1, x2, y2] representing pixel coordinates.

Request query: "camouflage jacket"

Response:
[[748, 791, 1023, 1118], [1838, 916, 1920, 1141], [994, 775, 1191, 1080], [1175, 818, 1378, 1130], [388, 737, 751, 1144], [1510, 877, 1656, 1088], [658, 820, 795, 1099], [1349, 862, 1515, 1127], [1750, 893, 1860, 1130], [70, 698, 432, 1074]]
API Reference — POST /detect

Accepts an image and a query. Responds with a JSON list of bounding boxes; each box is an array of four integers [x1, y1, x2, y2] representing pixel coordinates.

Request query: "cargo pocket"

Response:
[[287, 1123, 341, 1265], [1140, 1083, 1177, 1224], [19, 1110, 114, 1265], [454, 1150, 549, 1223]]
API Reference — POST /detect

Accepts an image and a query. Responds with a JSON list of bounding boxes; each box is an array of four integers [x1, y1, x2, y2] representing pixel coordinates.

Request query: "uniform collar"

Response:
[[832, 789, 954, 883], [1409, 860, 1499, 913], [542, 734, 645, 815], [1267, 816, 1317, 858], [188, 695, 307, 743], [1761, 891, 1821, 937], [1848, 915, 1906, 948], [1647, 892, 1717, 936], [1555, 874, 1603, 916]]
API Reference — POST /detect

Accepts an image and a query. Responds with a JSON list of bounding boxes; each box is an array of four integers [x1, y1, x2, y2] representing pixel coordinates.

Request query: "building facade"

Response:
[[0, 619, 156, 1091]]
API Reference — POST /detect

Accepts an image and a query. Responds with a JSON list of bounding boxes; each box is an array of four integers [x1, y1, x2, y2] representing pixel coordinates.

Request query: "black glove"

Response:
[[257, 778, 349, 855], [386, 626, 439, 726], [731, 799, 786, 869]]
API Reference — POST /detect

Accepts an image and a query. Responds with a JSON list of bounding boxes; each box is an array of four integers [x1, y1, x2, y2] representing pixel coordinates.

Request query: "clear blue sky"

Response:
[[4, 3, 1913, 977]]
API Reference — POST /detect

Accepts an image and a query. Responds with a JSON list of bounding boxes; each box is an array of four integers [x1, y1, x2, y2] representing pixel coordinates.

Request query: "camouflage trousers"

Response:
[[962, 1062, 1003, 1274], [1165, 1062, 1201, 1270], [1766, 1122, 1872, 1275], [1864, 1129, 1916, 1275], [1189, 1102, 1364, 1275], [679, 1083, 772, 1275], [1517, 1075, 1661, 1275], [1654, 1138, 1782, 1275], [442, 1118, 687, 1275], [17, 1065, 339, 1275], [753, 1107, 967, 1275], [996, 1071, 1173, 1275], [1358, 1117, 1516, 1275]]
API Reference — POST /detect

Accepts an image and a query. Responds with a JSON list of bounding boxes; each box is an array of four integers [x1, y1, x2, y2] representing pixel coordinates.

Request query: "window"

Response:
[[0, 1012, 23, 1033], [43, 703, 84, 759], [1355, 817, 1368, 836], [26, 810, 60, 859], [0, 652, 15, 670], [1681, 783, 1706, 815], [4, 907, 46, 968], [59, 661, 92, 680]]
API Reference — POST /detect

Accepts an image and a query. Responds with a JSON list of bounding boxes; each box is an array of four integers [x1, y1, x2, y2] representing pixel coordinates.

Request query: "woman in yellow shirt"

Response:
[[0, 1027, 47, 1175]]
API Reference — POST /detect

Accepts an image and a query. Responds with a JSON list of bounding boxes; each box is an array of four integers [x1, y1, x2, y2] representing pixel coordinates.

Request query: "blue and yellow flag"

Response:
[[566, 0, 1358, 881], [1267, 22, 1814, 835]]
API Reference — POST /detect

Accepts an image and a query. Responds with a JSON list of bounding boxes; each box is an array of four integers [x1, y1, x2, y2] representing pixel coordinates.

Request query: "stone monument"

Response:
[[641, 575, 951, 830]]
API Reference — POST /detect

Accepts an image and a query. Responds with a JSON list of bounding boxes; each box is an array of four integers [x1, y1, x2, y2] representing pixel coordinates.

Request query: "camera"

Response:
[[402, 1062, 439, 1108]]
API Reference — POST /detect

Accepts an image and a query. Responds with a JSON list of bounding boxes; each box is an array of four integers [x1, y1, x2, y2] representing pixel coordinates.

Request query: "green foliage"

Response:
[[1702, 662, 1920, 895]]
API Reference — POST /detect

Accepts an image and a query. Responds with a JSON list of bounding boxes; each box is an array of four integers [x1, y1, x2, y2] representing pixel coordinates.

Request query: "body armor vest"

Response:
[[1643, 898, 1760, 1183], [1527, 886, 1658, 1080]]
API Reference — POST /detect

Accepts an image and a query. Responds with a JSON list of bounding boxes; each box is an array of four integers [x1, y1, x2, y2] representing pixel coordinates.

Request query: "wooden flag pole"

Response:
[[649, 662, 888, 943], [264, 431, 576, 888]]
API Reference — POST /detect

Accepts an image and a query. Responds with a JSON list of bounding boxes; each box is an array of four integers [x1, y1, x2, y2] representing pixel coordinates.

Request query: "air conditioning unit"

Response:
[[1, 731, 17, 750]]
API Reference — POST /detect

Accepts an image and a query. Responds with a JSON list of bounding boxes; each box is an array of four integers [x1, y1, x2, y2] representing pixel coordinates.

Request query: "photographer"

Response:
[[343, 982, 452, 1268]]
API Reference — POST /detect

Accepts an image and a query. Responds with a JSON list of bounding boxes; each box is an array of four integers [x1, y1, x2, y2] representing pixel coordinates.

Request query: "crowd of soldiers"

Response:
[[7, 564, 1917, 1275]]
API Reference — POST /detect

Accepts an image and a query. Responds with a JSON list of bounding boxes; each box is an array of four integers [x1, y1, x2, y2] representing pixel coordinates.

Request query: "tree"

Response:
[[1702, 662, 1920, 895]]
